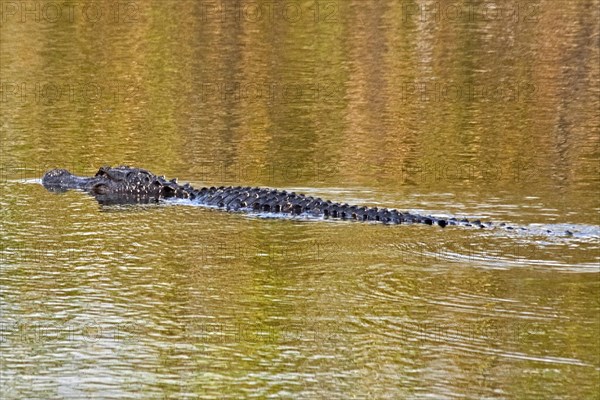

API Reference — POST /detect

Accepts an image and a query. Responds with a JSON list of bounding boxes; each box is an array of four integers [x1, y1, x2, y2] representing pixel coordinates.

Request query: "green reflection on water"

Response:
[[1, 0, 598, 398]]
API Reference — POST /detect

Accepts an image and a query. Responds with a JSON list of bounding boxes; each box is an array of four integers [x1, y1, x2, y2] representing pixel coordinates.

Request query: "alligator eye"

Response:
[[162, 186, 175, 196], [91, 183, 108, 194]]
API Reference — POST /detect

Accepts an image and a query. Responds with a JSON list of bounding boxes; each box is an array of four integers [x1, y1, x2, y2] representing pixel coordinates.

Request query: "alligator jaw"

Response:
[[42, 169, 99, 192]]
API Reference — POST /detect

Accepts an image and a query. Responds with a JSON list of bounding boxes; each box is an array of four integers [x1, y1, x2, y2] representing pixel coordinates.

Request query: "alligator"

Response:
[[41, 165, 542, 231]]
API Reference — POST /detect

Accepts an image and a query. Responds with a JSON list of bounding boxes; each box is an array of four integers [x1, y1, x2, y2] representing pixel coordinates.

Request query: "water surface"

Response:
[[1, 1, 599, 398]]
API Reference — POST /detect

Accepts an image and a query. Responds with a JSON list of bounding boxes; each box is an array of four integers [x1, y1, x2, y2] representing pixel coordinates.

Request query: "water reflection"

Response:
[[1, 0, 599, 398]]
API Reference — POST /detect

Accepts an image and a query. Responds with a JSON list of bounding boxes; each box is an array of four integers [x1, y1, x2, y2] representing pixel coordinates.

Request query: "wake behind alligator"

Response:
[[41, 165, 573, 235]]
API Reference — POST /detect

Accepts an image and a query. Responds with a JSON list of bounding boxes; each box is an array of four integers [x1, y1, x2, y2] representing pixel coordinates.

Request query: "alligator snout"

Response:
[[42, 169, 76, 187]]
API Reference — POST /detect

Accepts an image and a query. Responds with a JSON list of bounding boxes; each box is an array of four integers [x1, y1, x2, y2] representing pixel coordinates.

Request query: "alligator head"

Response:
[[42, 166, 191, 204], [42, 168, 97, 192]]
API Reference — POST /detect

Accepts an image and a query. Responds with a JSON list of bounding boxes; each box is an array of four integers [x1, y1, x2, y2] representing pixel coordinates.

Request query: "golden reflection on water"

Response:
[[1, 0, 599, 398]]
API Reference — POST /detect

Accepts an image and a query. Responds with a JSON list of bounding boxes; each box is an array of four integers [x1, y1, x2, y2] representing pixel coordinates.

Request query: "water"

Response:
[[1, 1, 599, 398]]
